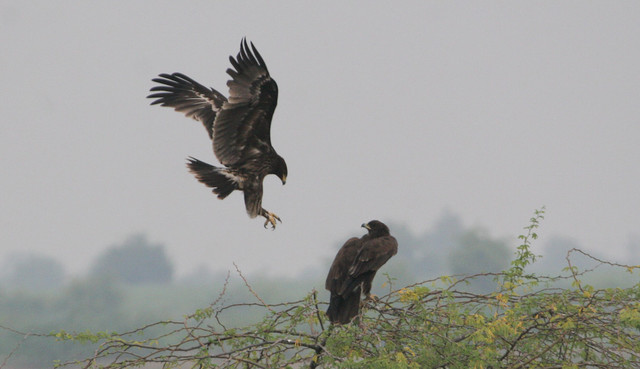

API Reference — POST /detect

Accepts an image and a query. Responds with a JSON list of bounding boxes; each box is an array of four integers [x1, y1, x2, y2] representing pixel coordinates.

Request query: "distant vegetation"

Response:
[[90, 233, 174, 284], [0, 209, 638, 367]]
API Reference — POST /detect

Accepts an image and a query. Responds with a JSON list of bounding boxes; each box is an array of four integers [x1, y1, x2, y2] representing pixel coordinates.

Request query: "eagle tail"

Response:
[[186, 157, 238, 199], [326, 287, 361, 325]]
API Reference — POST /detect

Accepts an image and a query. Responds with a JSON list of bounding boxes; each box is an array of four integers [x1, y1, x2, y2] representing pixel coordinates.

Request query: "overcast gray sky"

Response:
[[1, 1, 639, 277]]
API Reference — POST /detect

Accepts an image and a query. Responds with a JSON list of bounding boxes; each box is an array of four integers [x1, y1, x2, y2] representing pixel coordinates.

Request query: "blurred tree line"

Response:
[[0, 211, 638, 367]]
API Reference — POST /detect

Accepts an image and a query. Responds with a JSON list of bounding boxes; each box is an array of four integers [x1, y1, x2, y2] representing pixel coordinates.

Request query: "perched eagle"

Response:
[[325, 220, 398, 324], [147, 39, 287, 229]]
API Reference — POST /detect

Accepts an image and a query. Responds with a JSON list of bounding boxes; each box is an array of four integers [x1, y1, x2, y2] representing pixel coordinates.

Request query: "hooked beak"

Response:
[[281, 175, 287, 185], [361, 223, 371, 230]]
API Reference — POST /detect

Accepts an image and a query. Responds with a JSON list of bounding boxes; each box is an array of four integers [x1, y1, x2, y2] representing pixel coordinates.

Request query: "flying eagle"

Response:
[[325, 220, 398, 324], [147, 39, 287, 229]]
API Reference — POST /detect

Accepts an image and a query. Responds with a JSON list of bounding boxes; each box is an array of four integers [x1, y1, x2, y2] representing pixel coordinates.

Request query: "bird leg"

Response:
[[262, 210, 282, 230], [364, 294, 378, 303]]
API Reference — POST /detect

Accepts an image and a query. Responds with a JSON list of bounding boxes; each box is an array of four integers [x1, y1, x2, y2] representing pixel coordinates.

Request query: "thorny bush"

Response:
[[4, 208, 640, 368]]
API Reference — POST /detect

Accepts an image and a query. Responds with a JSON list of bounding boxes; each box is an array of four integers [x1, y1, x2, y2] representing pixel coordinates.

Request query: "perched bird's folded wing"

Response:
[[348, 236, 398, 277], [325, 238, 362, 293]]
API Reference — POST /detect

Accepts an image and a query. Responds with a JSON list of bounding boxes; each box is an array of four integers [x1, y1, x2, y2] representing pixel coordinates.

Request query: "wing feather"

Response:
[[147, 73, 226, 139], [213, 38, 278, 166], [325, 238, 361, 293], [348, 236, 398, 278]]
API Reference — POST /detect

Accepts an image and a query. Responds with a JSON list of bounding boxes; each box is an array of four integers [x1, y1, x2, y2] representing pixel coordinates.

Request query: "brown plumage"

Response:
[[325, 220, 398, 324], [147, 38, 287, 229]]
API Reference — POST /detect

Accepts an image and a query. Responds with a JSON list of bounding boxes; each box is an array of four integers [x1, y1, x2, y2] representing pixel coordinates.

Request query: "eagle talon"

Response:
[[263, 212, 281, 230], [325, 220, 398, 325], [148, 40, 288, 231], [361, 294, 378, 309], [365, 294, 379, 302]]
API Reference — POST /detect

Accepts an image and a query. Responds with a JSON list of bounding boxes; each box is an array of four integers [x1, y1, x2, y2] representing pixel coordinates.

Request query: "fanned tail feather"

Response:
[[186, 157, 238, 199]]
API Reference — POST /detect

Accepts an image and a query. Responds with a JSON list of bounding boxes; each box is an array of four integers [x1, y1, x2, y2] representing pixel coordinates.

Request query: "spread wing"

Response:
[[348, 236, 398, 278], [147, 73, 227, 139], [325, 237, 361, 293], [213, 38, 279, 166]]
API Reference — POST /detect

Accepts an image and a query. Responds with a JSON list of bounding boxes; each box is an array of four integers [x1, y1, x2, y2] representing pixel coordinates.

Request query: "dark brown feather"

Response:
[[325, 221, 398, 324], [215, 38, 278, 166], [147, 73, 226, 139], [326, 238, 361, 292], [148, 39, 287, 228]]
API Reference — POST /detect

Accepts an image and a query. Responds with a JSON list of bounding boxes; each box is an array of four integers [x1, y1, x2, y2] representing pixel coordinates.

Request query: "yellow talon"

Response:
[[365, 294, 378, 302], [263, 212, 281, 230]]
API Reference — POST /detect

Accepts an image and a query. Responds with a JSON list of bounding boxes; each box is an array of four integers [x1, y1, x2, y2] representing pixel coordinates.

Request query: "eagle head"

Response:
[[361, 220, 390, 237], [273, 155, 288, 185]]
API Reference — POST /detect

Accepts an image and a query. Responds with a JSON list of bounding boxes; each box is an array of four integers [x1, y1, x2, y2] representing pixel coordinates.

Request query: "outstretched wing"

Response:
[[213, 38, 279, 166], [148, 73, 227, 139], [348, 236, 398, 278]]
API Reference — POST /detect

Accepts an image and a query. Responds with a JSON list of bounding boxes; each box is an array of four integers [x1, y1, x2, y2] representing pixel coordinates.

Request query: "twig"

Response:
[[233, 262, 274, 313], [0, 330, 31, 368]]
